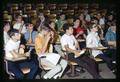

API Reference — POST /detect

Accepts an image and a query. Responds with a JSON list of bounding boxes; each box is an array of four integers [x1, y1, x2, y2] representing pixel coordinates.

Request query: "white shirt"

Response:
[[60, 34, 77, 51], [86, 32, 103, 57], [13, 23, 27, 34], [85, 14, 91, 22], [5, 39, 20, 59], [4, 31, 10, 47], [99, 18, 105, 25]]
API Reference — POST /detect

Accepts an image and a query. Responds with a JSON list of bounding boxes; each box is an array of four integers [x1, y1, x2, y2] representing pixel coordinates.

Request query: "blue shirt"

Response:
[[24, 31, 38, 43], [105, 29, 116, 41]]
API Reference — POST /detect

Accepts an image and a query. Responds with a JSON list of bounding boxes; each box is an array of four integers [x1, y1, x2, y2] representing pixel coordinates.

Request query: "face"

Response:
[[14, 33, 21, 40], [92, 27, 98, 32], [49, 22, 55, 29], [108, 15, 113, 20], [60, 14, 65, 20], [16, 16, 22, 23], [74, 19, 80, 27], [4, 23, 10, 31], [79, 14, 84, 20], [110, 25, 116, 32], [97, 13, 101, 19], [27, 24, 34, 31], [67, 27, 73, 35], [93, 19, 98, 24], [43, 30, 50, 36]]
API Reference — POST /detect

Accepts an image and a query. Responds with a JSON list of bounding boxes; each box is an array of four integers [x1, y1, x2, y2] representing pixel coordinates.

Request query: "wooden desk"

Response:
[[77, 39, 85, 42], [5, 56, 27, 62]]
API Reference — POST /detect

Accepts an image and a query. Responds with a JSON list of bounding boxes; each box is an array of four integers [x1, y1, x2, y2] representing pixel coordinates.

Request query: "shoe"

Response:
[[75, 68, 85, 73], [53, 75, 59, 79], [43, 76, 48, 79], [112, 61, 116, 64]]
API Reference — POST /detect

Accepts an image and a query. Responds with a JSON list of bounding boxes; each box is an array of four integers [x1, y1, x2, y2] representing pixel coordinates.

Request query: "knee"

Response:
[[56, 65, 62, 72], [15, 72, 24, 79], [62, 59, 68, 67], [31, 63, 38, 71]]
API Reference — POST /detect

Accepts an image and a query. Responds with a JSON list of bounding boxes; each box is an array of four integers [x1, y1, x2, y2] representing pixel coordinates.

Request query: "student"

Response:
[[105, 22, 116, 61], [3, 22, 10, 47], [23, 22, 38, 64], [24, 22, 38, 50], [13, 15, 27, 34], [5, 29, 38, 79], [35, 25, 68, 79], [60, 23, 101, 79], [56, 13, 66, 32], [86, 24, 115, 71]]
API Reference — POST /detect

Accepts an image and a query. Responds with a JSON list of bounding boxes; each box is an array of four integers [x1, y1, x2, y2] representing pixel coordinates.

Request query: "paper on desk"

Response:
[[45, 53, 61, 65], [74, 50, 86, 58]]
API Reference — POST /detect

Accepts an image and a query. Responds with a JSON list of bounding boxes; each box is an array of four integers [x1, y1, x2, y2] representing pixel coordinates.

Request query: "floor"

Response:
[[35, 63, 116, 79]]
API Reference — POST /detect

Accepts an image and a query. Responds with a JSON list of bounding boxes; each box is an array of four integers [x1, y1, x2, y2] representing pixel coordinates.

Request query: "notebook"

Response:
[[45, 53, 61, 65]]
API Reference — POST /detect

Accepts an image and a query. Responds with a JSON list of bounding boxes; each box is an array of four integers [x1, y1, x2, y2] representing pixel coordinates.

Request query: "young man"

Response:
[[24, 22, 38, 50], [60, 23, 101, 79], [105, 22, 116, 62], [86, 24, 115, 71], [35, 25, 68, 79], [3, 22, 10, 47], [5, 30, 38, 79], [13, 15, 27, 34], [23, 22, 38, 64]]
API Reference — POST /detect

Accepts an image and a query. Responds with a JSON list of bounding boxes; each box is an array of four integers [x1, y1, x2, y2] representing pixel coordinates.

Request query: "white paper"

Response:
[[45, 53, 61, 65]]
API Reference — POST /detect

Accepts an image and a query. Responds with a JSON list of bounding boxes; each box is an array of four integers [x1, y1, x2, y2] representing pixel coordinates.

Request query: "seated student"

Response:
[[86, 24, 115, 72], [4, 29, 38, 79], [23, 22, 38, 64], [105, 22, 116, 61], [13, 15, 27, 34], [3, 22, 10, 47], [23, 22, 38, 50], [35, 25, 68, 79], [60, 23, 101, 79]]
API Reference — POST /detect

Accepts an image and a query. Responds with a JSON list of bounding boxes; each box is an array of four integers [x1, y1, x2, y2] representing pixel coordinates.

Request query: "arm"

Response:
[[64, 44, 81, 57], [35, 33, 51, 55], [10, 50, 25, 58]]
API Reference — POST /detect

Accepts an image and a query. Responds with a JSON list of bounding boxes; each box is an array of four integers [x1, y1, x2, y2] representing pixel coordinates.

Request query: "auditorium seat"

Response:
[[36, 3, 44, 12], [48, 4, 56, 10], [57, 4, 68, 10]]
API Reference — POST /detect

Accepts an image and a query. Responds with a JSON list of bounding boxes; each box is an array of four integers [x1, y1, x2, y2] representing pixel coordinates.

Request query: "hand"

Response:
[[20, 44, 25, 49], [50, 31, 54, 38], [21, 21, 24, 25], [27, 39, 32, 44], [24, 52, 30, 57], [46, 32, 51, 41], [74, 51, 81, 57]]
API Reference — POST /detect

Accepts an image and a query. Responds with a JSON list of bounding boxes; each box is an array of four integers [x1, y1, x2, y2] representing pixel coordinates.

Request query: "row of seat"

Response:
[[5, 3, 99, 15]]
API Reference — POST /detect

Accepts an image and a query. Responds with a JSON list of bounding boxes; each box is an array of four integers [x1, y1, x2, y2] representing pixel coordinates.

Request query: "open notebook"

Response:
[[74, 49, 86, 58], [45, 53, 61, 65]]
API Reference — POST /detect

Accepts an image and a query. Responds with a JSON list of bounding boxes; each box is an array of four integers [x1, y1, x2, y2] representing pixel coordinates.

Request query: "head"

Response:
[[41, 25, 51, 36], [90, 24, 99, 32], [59, 13, 65, 20], [91, 18, 98, 24], [79, 13, 84, 20], [63, 23, 74, 35], [9, 29, 21, 41], [108, 14, 113, 21], [84, 9, 88, 15], [110, 22, 116, 32], [73, 18, 80, 28], [15, 15, 23, 23], [96, 13, 101, 19], [4, 22, 10, 32], [48, 21, 55, 29], [26, 23, 34, 31], [38, 13, 45, 21]]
